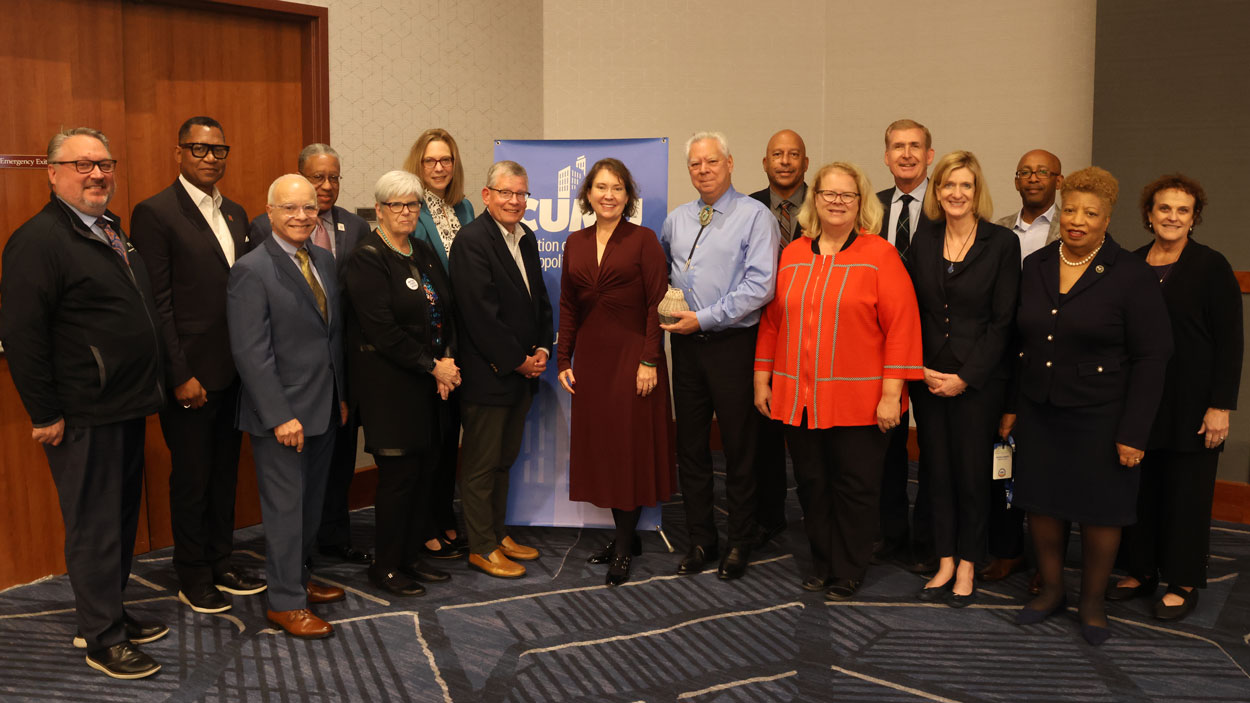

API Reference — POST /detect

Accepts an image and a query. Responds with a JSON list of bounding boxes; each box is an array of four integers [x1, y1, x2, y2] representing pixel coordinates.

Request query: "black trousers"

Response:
[[987, 477, 1026, 559], [161, 381, 243, 587], [373, 451, 438, 572], [910, 379, 1003, 564], [671, 327, 759, 550], [316, 413, 362, 550], [459, 395, 533, 556], [753, 417, 789, 532], [786, 421, 888, 582], [1120, 448, 1220, 587], [878, 406, 933, 557], [43, 418, 146, 654], [427, 392, 461, 540]]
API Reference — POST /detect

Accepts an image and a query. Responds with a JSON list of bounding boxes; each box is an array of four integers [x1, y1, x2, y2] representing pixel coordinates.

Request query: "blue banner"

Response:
[[493, 138, 669, 529]]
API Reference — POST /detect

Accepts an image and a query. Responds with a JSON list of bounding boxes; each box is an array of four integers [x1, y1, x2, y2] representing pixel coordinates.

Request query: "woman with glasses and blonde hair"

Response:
[[402, 128, 475, 560], [906, 150, 1020, 607], [753, 161, 923, 601]]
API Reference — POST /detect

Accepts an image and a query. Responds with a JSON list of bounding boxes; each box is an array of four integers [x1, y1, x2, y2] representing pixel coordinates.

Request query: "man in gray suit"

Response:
[[227, 174, 349, 639], [995, 149, 1064, 263]]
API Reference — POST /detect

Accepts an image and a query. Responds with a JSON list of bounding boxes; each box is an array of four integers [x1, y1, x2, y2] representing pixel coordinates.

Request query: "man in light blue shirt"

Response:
[[660, 131, 778, 580]]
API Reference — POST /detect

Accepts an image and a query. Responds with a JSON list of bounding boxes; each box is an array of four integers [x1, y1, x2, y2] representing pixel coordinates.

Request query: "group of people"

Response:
[[0, 117, 1239, 680]]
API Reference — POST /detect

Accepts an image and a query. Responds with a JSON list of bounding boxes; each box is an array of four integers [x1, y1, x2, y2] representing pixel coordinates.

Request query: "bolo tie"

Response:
[[684, 205, 714, 270]]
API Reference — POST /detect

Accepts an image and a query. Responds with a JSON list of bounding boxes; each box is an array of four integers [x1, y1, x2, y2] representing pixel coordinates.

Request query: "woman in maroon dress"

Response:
[[557, 158, 676, 586]]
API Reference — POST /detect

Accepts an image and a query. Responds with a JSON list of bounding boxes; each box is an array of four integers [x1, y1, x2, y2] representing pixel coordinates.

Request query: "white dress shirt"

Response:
[[1010, 203, 1057, 262], [885, 178, 929, 248], [179, 174, 235, 265]]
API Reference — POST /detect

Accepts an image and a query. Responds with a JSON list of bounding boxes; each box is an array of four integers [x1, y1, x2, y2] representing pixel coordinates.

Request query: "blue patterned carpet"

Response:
[[2, 461, 1248, 702]]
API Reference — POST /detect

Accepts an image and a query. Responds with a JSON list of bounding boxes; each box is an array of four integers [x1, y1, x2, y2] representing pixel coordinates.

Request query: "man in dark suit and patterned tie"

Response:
[[130, 116, 266, 616], [748, 129, 809, 547], [227, 174, 349, 638], [874, 118, 938, 573], [249, 143, 372, 569]]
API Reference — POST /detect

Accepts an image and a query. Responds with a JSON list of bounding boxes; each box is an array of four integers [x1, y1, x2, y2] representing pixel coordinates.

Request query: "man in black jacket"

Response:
[[0, 127, 166, 679]]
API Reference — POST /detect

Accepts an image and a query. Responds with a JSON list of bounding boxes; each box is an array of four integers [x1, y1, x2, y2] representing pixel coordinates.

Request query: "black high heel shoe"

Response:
[[606, 555, 632, 586], [588, 536, 642, 565], [1015, 595, 1068, 626]]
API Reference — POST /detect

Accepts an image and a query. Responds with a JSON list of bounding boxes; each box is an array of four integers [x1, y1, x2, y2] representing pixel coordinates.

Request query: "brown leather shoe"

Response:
[[306, 582, 346, 604], [267, 609, 333, 639], [468, 549, 526, 578], [1028, 571, 1043, 596], [978, 556, 1025, 582], [499, 536, 539, 561]]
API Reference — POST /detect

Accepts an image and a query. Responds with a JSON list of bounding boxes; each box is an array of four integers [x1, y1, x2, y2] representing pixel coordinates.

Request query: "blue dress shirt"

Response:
[[660, 186, 778, 331]]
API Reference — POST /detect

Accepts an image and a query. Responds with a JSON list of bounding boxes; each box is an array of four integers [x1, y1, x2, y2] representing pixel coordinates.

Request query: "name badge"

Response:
[[405, 277, 419, 290], [337, 222, 346, 231], [992, 441, 1013, 480]]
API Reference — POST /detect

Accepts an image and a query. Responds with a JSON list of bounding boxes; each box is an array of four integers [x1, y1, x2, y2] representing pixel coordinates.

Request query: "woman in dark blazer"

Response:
[[1109, 174, 1242, 621], [1006, 167, 1172, 645], [402, 128, 476, 559], [907, 151, 1020, 607], [343, 170, 461, 597]]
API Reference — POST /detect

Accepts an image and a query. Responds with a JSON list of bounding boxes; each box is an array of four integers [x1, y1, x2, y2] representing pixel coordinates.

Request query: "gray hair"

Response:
[[267, 174, 314, 205], [684, 131, 730, 162], [485, 160, 527, 189], [48, 127, 110, 161], [373, 170, 424, 204], [298, 143, 340, 171]]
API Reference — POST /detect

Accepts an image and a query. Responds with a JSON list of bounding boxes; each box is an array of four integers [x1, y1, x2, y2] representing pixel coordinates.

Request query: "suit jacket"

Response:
[[876, 186, 935, 261], [995, 209, 1061, 257], [129, 180, 250, 391], [907, 218, 1020, 389], [748, 185, 805, 244], [249, 204, 369, 279], [342, 232, 457, 453], [448, 210, 554, 406], [1131, 239, 1243, 451], [1015, 235, 1172, 448], [227, 235, 346, 437], [414, 196, 475, 272]]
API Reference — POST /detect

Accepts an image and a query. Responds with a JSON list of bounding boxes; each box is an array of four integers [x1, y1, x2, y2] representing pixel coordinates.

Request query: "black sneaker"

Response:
[[85, 642, 161, 679], [178, 583, 232, 613], [213, 569, 267, 595], [73, 614, 169, 649]]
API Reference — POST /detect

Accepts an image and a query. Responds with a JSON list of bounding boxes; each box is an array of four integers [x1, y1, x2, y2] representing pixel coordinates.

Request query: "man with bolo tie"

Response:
[[661, 131, 778, 580]]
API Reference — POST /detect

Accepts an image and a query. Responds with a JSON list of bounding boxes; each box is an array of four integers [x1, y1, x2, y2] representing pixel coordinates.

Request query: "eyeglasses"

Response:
[[180, 143, 231, 159], [814, 190, 860, 204], [307, 173, 341, 185], [50, 159, 117, 174], [422, 156, 454, 169], [274, 203, 318, 217], [487, 187, 530, 201], [381, 201, 421, 213], [1015, 168, 1053, 179]]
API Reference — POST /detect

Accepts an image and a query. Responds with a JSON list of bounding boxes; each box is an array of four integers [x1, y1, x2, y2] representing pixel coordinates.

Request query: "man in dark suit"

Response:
[[448, 160, 553, 579], [129, 116, 265, 615], [875, 118, 938, 573], [748, 128, 809, 547], [250, 143, 371, 568], [227, 174, 349, 638], [1, 127, 166, 678]]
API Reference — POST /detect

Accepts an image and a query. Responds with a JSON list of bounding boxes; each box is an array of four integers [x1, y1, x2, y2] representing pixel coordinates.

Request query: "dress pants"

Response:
[[427, 392, 461, 539], [986, 477, 1026, 559], [785, 421, 888, 582], [878, 406, 933, 557], [459, 394, 533, 556], [43, 418, 146, 653], [316, 413, 362, 551], [251, 430, 335, 612], [670, 326, 759, 550], [910, 379, 1003, 564], [162, 381, 243, 588], [753, 416, 789, 533], [1120, 449, 1220, 587], [373, 450, 438, 572]]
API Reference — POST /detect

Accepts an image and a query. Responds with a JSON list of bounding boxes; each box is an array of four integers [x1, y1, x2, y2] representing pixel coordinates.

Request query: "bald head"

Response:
[[762, 129, 809, 198], [1013, 149, 1063, 217], [266, 174, 318, 246]]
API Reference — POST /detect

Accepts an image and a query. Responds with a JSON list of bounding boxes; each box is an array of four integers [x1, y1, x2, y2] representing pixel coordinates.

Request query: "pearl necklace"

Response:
[[1059, 239, 1103, 267]]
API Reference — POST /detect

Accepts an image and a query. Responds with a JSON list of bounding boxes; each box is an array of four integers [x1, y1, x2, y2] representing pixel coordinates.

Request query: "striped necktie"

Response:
[[777, 201, 793, 246]]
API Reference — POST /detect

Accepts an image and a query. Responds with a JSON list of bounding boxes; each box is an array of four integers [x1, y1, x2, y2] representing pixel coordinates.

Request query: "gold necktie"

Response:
[[295, 248, 328, 322]]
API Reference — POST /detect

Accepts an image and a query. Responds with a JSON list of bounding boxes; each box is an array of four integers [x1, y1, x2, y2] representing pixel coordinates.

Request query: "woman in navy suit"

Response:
[[402, 129, 476, 560], [907, 151, 1019, 607], [1005, 167, 1171, 645]]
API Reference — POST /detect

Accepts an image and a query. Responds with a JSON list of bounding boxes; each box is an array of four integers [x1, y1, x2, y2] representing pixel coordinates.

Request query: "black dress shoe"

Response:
[[1015, 596, 1068, 626], [801, 575, 832, 592], [423, 535, 468, 560], [948, 589, 977, 608], [824, 578, 863, 601], [756, 522, 786, 548], [1153, 585, 1199, 621], [178, 583, 231, 613], [588, 537, 642, 565], [606, 555, 632, 586], [1106, 575, 1159, 601], [214, 569, 267, 595], [402, 559, 451, 583], [676, 545, 717, 575], [73, 614, 169, 649], [717, 547, 750, 580], [1080, 623, 1111, 646], [368, 567, 426, 597], [916, 579, 952, 603], [85, 642, 161, 679], [320, 544, 374, 564]]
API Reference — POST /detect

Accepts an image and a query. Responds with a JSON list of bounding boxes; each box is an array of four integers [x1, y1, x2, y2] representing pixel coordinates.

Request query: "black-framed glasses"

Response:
[[307, 173, 341, 185], [421, 156, 454, 169], [49, 159, 117, 174], [814, 190, 860, 204], [381, 200, 420, 213], [180, 143, 231, 159], [1015, 168, 1053, 179], [487, 187, 530, 201]]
